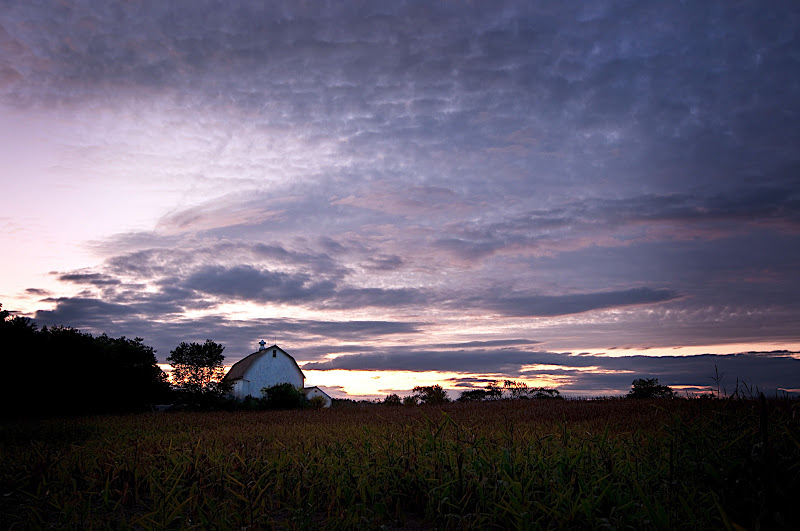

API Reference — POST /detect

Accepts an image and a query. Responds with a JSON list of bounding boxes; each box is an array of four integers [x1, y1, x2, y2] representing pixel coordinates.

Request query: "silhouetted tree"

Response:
[[627, 378, 676, 399], [402, 395, 419, 406], [94, 334, 171, 409], [0, 304, 169, 416], [413, 384, 450, 405], [503, 379, 531, 399], [458, 380, 561, 402], [485, 382, 503, 400], [167, 340, 230, 400], [530, 387, 563, 399], [383, 393, 402, 406], [458, 389, 488, 402]]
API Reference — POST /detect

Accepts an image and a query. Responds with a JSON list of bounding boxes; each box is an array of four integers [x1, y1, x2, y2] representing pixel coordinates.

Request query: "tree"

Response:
[[530, 387, 563, 399], [1, 304, 169, 415], [627, 378, 676, 399], [485, 382, 503, 400], [167, 340, 229, 397], [383, 393, 402, 406], [95, 334, 171, 408], [412, 385, 451, 405], [402, 395, 419, 406], [503, 380, 531, 399], [458, 389, 488, 402]]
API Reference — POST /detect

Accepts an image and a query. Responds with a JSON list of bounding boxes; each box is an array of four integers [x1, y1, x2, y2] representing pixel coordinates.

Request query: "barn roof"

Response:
[[302, 386, 332, 398], [223, 345, 305, 382]]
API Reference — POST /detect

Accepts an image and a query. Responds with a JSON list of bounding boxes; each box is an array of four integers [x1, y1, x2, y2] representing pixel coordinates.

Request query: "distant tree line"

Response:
[[458, 380, 563, 401], [381, 380, 564, 406], [379, 378, 686, 406], [0, 304, 171, 417]]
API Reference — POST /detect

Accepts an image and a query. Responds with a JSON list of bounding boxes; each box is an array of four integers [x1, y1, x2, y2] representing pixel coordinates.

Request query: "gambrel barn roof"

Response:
[[223, 344, 305, 382]]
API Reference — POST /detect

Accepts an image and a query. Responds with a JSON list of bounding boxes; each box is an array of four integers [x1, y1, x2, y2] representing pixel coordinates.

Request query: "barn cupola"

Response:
[[258, 340, 266, 351]]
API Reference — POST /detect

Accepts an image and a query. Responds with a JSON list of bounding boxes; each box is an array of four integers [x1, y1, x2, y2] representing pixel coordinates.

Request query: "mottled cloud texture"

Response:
[[2, 1, 799, 395]]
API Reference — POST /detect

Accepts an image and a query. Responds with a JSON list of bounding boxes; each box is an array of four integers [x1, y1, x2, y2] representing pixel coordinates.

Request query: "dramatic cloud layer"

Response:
[[2, 1, 799, 396]]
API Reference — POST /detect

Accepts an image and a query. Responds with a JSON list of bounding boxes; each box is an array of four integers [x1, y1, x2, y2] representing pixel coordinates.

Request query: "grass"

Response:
[[1, 398, 798, 529]]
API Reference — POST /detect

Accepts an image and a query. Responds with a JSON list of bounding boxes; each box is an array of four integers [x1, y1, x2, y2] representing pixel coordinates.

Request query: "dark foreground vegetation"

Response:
[[2, 399, 798, 529], [0, 305, 171, 416]]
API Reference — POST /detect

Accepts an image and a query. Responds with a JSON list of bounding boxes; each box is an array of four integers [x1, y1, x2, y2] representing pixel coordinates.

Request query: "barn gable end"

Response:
[[224, 344, 305, 400]]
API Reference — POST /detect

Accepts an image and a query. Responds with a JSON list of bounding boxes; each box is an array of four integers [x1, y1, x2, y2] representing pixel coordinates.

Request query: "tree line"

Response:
[[0, 304, 241, 416], [1, 304, 171, 416], [380, 380, 564, 406], [379, 378, 680, 406], [0, 304, 326, 416]]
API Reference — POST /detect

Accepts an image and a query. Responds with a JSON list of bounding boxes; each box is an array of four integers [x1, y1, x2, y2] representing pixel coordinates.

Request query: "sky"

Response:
[[1, 0, 799, 399]]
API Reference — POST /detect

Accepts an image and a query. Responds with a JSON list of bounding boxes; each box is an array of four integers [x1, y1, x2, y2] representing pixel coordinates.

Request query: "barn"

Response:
[[223, 341, 332, 407]]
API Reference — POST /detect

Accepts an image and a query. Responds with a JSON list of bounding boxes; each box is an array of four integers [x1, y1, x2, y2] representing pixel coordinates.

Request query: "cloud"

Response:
[[432, 339, 541, 349], [302, 349, 582, 373], [58, 272, 122, 286], [35, 297, 137, 325], [24, 288, 51, 296], [183, 265, 333, 303], [362, 254, 404, 271], [477, 287, 680, 317], [34, 296, 424, 361]]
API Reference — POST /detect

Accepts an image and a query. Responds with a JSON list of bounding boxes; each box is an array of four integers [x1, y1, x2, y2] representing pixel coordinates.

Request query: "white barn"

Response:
[[223, 342, 332, 407]]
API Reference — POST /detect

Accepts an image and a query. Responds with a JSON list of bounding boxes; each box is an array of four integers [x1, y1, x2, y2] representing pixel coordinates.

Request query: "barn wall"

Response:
[[304, 387, 332, 408], [232, 379, 251, 399], [232, 349, 304, 399]]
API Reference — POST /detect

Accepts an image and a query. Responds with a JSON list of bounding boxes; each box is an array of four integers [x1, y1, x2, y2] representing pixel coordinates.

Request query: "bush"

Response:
[[383, 393, 402, 406], [413, 385, 450, 405], [308, 395, 328, 409], [627, 378, 676, 399], [261, 383, 307, 409]]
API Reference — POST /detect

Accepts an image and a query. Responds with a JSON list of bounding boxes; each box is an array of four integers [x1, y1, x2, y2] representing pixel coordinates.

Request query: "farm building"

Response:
[[223, 342, 332, 407]]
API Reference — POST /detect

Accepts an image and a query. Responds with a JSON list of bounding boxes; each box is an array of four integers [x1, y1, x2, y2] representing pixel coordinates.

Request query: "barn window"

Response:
[[273, 349, 276, 357]]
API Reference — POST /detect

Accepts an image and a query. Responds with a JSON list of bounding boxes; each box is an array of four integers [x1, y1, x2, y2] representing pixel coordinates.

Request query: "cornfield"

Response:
[[1, 398, 798, 529]]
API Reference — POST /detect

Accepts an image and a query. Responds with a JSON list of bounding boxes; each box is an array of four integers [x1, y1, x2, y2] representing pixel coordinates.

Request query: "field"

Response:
[[1, 399, 798, 529]]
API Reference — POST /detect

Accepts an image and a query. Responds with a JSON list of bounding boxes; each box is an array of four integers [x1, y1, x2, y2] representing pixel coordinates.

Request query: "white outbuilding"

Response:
[[223, 342, 332, 407]]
